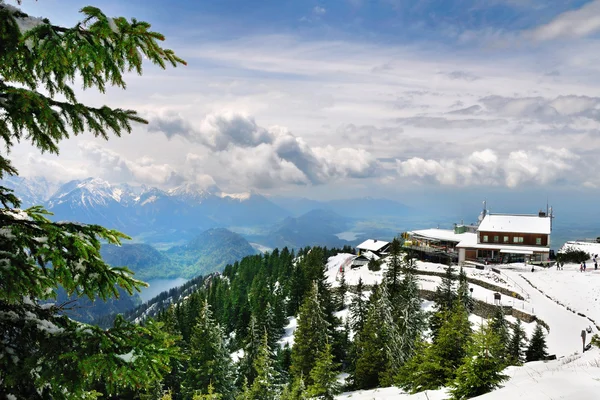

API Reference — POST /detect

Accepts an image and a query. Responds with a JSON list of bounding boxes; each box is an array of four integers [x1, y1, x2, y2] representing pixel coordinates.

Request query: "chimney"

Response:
[[539, 210, 546, 217]]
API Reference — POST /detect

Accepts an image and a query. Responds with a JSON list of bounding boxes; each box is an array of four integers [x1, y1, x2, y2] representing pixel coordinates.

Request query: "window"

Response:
[[513, 237, 519, 243], [504, 236, 509, 243], [483, 235, 488, 243], [536, 237, 542, 245], [518, 237, 524, 243], [494, 236, 499, 243]]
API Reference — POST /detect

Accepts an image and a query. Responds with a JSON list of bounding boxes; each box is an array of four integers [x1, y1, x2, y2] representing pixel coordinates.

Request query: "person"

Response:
[[582, 329, 587, 352], [595, 255, 598, 270], [584, 261, 587, 271], [580, 262, 584, 272]]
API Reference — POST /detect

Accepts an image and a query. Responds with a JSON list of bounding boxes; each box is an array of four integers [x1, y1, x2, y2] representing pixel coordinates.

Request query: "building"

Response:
[[356, 239, 390, 257], [456, 210, 552, 264]]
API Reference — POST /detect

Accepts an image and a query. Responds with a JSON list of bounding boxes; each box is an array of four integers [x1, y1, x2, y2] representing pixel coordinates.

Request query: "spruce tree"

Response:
[[307, 342, 341, 400], [291, 282, 329, 383], [248, 331, 280, 400], [490, 306, 510, 363], [525, 323, 549, 362], [395, 255, 426, 366], [430, 264, 458, 339], [280, 376, 306, 400], [507, 318, 527, 365], [185, 301, 234, 399], [349, 277, 368, 337], [384, 238, 403, 301], [0, 2, 184, 398], [449, 322, 508, 399], [336, 266, 348, 311], [457, 266, 474, 313], [238, 315, 262, 387]]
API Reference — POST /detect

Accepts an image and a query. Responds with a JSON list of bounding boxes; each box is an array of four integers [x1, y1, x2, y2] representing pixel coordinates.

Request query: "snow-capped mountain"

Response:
[[0, 175, 57, 207]]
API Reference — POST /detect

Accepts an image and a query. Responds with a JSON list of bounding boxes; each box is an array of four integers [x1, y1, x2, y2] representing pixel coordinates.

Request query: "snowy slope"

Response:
[[326, 254, 600, 399]]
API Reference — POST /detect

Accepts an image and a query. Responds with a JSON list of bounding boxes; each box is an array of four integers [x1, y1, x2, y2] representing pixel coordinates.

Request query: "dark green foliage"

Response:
[[291, 282, 330, 383], [490, 306, 510, 363], [0, 3, 185, 396], [166, 228, 259, 279], [247, 331, 280, 400], [507, 319, 528, 365], [449, 323, 508, 399], [336, 266, 348, 311], [430, 264, 458, 340], [307, 343, 341, 400], [384, 238, 403, 301], [457, 267, 474, 313], [184, 301, 234, 399], [526, 323, 549, 362], [367, 257, 382, 271], [280, 376, 306, 400], [101, 243, 176, 280], [556, 249, 589, 264], [403, 302, 472, 391]]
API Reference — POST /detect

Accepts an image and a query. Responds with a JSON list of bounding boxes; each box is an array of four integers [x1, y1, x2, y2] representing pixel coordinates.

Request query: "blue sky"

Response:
[[10, 0, 600, 220]]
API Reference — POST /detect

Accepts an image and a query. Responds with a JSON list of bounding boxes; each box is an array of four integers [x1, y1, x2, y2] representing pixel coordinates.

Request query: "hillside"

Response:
[[166, 227, 259, 278], [100, 243, 177, 280]]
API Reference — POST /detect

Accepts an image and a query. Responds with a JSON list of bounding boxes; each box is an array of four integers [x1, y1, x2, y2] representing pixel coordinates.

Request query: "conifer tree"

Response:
[[238, 315, 262, 387], [0, 2, 184, 398], [384, 238, 403, 301], [456, 266, 474, 313], [449, 322, 508, 399], [395, 255, 426, 365], [307, 343, 341, 400], [507, 318, 527, 365], [280, 376, 306, 400], [525, 323, 549, 362], [430, 264, 458, 339], [490, 306, 510, 362], [248, 331, 280, 400], [336, 266, 348, 311], [349, 277, 368, 336], [185, 301, 234, 399], [291, 282, 329, 382], [412, 301, 472, 390]]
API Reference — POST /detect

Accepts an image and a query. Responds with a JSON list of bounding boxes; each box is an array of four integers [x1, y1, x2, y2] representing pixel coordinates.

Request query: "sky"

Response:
[[8, 0, 600, 214]]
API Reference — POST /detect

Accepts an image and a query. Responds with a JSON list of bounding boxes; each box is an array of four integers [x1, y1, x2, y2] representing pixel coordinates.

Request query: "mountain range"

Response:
[[1, 176, 415, 249]]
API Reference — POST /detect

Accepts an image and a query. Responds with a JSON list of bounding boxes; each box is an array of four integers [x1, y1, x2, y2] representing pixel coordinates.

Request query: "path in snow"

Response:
[[502, 268, 592, 357]]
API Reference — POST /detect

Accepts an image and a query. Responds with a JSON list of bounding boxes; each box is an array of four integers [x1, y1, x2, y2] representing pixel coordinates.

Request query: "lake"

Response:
[[139, 277, 188, 302]]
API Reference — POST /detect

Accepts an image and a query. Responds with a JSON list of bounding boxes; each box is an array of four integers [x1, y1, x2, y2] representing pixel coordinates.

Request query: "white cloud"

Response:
[[397, 147, 578, 187], [527, 1, 600, 41], [78, 142, 184, 186], [313, 6, 326, 15]]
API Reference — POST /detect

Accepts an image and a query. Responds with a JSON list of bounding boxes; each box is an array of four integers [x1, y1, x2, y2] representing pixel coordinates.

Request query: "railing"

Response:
[[490, 268, 531, 301]]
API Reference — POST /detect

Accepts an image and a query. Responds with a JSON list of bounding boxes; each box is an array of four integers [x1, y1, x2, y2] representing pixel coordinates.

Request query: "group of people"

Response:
[[579, 254, 599, 272]]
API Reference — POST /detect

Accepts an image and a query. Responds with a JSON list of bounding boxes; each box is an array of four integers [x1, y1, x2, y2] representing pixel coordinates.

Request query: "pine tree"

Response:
[[336, 266, 348, 311], [353, 284, 401, 389], [430, 264, 458, 339], [507, 319, 527, 365], [0, 2, 184, 397], [349, 277, 368, 337], [395, 255, 426, 366], [490, 306, 510, 363], [307, 343, 341, 400], [238, 315, 263, 387], [384, 238, 403, 301], [291, 282, 329, 382], [525, 323, 549, 362], [280, 376, 306, 400], [248, 331, 280, 400], [185, 301, 234, 399], [449, 322, 508, 399], [457, 267, 474, 313], [412, 301, 472, 390]]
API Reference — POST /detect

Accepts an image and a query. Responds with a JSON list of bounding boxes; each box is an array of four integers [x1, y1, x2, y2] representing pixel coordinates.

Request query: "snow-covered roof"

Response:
[[477, 214, 552, 235], [356, 239, 389, 252], [560, 241, 600, 256], [410, 229, 476, 243]]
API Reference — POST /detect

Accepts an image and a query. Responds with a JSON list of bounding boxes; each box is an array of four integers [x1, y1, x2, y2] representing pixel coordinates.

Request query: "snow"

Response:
[[277, 316, 297, 348], [477, 213, 552, 235], [411, 228, 475, 243], [357, 239, 389, 252], [115, 350, 137, 363], [560, 241, 600, 257], [337, 387, 448, 399], [219, 191, 252, 201], [231, 348, 244, 363]]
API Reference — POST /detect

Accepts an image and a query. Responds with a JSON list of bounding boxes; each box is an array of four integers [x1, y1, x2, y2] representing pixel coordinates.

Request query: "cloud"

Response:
[[442, 70, 480, 81], [313, 6, 326, 15], [526, 1, 600, 41], [397, 147, 578, 187], [396, 116, 508, 129], [25, 154, 88, 181], [447, 105, 482, 115], [151, 111, 382, 188], [78, 142, 184, 186]]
